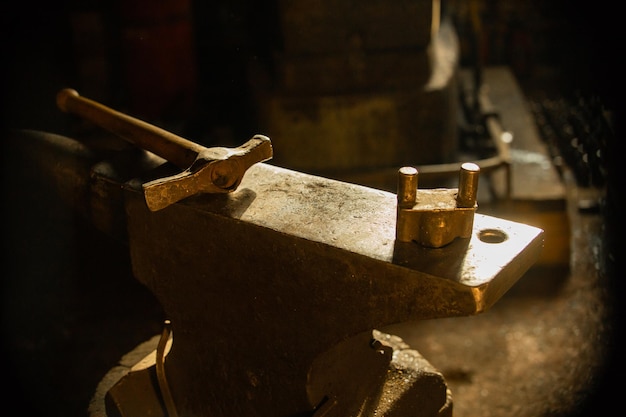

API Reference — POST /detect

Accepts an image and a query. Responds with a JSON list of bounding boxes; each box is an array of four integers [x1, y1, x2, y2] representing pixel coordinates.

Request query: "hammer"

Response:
[[56, 88, 273, 211]]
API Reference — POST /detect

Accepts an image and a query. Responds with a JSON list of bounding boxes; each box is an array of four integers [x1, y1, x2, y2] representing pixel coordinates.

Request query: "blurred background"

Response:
[[2, 1, 621, 416], [2, 0, 619, 140]]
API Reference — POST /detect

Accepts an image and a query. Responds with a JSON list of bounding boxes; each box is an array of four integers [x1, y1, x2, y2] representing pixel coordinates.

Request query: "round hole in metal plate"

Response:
[[478, 228, 508, 244]]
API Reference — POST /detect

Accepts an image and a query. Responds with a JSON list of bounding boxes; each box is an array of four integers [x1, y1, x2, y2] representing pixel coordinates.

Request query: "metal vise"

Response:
[[10, 91, 543, 417]]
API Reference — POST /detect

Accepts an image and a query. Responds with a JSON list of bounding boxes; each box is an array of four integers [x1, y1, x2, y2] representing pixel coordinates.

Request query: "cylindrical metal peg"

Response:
[[456, 162, 480, 208], [397, 166, 418, 208]]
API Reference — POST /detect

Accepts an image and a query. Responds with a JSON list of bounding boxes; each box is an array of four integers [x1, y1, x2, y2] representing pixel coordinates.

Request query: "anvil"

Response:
[[6, 90, 543, 416], [116, 161, 543, 417]]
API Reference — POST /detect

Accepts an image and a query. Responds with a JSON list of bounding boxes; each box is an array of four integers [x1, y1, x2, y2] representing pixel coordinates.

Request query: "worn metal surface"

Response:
[[113, 160, 543, 416], [57, 88, 273, 211]]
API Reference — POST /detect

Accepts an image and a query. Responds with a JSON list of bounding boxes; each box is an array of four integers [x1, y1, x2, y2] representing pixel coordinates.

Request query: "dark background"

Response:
[[2, 1, 620, 138], [1, 1, 621, 416]]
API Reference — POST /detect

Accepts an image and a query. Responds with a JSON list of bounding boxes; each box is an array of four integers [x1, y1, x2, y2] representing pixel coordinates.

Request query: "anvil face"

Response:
[[119, 162, 543, 417]]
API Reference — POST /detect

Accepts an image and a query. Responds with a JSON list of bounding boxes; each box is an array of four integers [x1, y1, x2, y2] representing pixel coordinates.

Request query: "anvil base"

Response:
[[91, 330, 453, 417]]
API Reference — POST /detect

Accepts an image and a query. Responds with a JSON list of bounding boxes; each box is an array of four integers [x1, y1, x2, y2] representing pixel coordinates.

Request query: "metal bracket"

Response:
[[396, 162, 480, 247]]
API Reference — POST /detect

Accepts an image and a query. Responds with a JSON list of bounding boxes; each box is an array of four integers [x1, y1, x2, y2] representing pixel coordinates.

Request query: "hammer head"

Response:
[[142, 135, 273, 211]]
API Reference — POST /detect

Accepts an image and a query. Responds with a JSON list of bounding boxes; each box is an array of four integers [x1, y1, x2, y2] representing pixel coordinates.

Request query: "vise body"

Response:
[[8, 90, 543, 417]]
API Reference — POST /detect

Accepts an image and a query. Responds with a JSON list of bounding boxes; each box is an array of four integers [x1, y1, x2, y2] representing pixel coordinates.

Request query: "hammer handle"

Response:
[[57, 88, 204, 169]]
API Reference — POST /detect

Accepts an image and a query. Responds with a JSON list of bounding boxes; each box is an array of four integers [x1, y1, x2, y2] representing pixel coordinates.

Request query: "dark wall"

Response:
[[3, 1, 620, 138], [2, 0, 282, 145]]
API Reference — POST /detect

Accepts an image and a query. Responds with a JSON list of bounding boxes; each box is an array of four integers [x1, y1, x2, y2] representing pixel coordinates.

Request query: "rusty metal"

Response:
[[56, 88, 273, 211], [396, 163, 480, 247]]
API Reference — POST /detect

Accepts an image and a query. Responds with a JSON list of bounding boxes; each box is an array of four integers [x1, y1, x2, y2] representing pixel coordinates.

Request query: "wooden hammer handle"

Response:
[[57, 88, 203, 169]]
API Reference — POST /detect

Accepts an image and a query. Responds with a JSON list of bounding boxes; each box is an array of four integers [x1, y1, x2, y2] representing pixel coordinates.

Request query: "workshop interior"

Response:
[[1, 1, 621, 416]]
